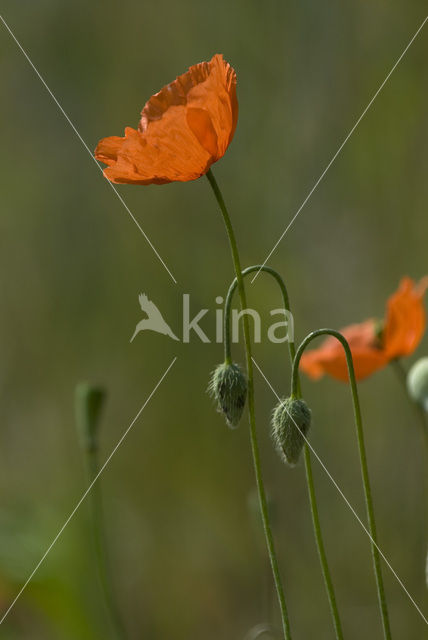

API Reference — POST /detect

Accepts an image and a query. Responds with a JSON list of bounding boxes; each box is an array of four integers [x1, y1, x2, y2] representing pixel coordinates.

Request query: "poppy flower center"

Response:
[[372, 319, 385, 349]]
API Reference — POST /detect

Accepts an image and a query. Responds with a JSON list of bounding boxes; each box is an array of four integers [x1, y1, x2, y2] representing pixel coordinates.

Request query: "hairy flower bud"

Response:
[[209, 362, 247, 428], [407, 357, 428, 412], [271, 396, 311, 466]]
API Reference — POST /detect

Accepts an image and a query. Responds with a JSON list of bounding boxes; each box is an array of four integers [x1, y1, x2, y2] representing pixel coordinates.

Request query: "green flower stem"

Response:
[[206, 169, 292, 640], [85, 449, 127, 640], [292, 329, 392, 640], [303, 445, 344, 639], [225, 266, 343, 639], [223, 266, 295, 367]]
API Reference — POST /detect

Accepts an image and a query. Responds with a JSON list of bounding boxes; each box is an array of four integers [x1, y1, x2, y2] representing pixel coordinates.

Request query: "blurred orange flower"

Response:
[[95, 54, 238, 185], [300, 277, 428, 382]]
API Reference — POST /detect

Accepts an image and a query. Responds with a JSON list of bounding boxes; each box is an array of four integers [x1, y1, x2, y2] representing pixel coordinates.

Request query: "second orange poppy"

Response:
[[300, 277, 428, 382]]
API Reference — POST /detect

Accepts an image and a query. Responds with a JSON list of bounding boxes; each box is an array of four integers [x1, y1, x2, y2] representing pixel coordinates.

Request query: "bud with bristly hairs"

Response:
[[209, 362, 247, 428], [271, 396, 311, 466]]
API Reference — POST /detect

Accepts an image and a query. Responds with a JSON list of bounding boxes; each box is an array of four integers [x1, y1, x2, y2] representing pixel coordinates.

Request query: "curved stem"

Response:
[[223, 266, 293, 358], [206, 169, 292, 640], [223, 266, 300, 393], [224, 266, 344, 638], [86, 450, 128, 639], [292, 329, 392, 640]]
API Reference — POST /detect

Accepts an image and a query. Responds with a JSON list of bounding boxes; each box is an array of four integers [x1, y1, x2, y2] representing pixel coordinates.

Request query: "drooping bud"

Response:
[[407, 357, 428, 412], [75, 383, 106, 452], [271, 396, 311, 466], [209, 362, 247, 428]]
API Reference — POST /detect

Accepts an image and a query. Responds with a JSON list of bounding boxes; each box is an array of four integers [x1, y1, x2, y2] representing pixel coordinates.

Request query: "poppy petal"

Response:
[[95, 54, 238, 185], [186, 108, 218, 158], [300, 320, 388, 382], [95, 135, 123, 166], [383, 277, 428, 358], [300, 278, 428, 384]]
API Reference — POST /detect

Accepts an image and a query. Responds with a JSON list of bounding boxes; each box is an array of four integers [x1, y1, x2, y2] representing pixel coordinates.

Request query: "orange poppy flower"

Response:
[[300, 277, 428, 382], [95, 54, 238, 185]]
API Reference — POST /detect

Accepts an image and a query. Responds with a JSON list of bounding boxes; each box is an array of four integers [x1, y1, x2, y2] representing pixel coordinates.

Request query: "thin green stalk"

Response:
[[223, 266, 295, 366], [206, 169, 292, 640], [86, 450, 127, 640], [303, 445, 344, 639], [292, 329, 392, 640], [225, 265, 343, 639]]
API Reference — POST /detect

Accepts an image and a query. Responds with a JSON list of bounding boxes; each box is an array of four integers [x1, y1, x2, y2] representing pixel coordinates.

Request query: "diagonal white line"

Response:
[[252, 356, 428, 626], [0, 13, 177, 285], [244, 623, 278, 640], [251, 15, 428, 283], [0, 356, 177, 625]]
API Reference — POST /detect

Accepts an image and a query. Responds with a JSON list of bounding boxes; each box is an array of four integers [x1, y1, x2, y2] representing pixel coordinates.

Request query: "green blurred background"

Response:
[[0, 1, 427, 638]]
